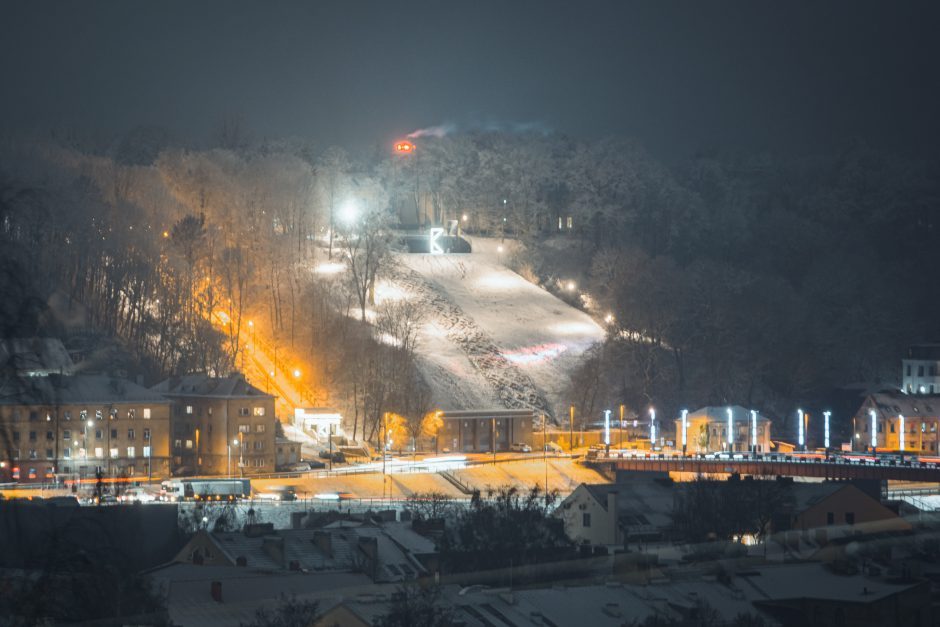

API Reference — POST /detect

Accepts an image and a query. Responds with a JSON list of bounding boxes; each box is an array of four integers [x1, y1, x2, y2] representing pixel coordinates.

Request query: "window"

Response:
[[918, 366, 925, 377], [826, 512, 834, 525], [109, 409, 118, 419], [143, 446, 151, 458], [890, 423, 895, 433], [95, 429, 103, 440], [45, 430, 53, 440], [12, 431, 19, 442], [63, 429, 71, 441], [94, 447, 103, 458], [253, 407, 265, 417], [64, 411, 71, 421], [45, 448, 53, 459], [80, 410, 87, 422], [238, 424, 250, 433], [845, 512, 855, 525], [29, 411, 38, 422], [28, 449, 37, 460], [63, 448, 71, 459], [110, 448, 119, 459], [582, 512, 591, 527], [95, 410, 102, 421], [127, 446, 135, 458], [143, 408, 151, 419], [28, 431, 36, 441], [254, 441, 264, 450], [255, 424, 266, 433], [566, 216, 573, 229], [239, 407, 250, 417], [878, 423, 883, 433], [143, 428, 151, 441], [930, 365, 937, 376], [185, 439, 193, 449], [906, 365, 912, 376], [110, 429, 118, 439], [185, 405, 193, 415], [11, 410, 20, 422], [173, 439, 182, 449], [128, 428, 135, 440]]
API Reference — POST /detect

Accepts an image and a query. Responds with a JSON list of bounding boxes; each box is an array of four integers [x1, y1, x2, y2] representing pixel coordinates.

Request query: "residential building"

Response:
[[785, 482, 912, 546], [851, 391, 940, 453], [675, 405, 772, 453], [152, 373, 276, 476], [0, 374, 171, 482], [276, 437, 300, 469], [439, 409, 534, 453], [556, 477, 675, 546], [902, 343, 940, 395]]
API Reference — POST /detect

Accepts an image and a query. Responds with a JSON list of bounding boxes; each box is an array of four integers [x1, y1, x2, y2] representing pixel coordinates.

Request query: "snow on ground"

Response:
[[390, 236, 605, 420]]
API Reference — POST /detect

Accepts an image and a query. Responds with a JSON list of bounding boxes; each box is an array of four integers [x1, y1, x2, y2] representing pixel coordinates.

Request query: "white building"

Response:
[[293, 407, 343, 440], [902, 344, 940, 395]]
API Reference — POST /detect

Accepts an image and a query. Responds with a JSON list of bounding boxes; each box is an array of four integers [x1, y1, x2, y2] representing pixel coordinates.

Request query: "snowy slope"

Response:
[[388, 236, 605, 420]]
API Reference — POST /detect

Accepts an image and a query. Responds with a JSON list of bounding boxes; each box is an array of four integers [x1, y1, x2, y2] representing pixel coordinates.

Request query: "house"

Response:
[[676, 405, 772, 453], [0, 374, 171, 482], [0, 338, 75, 377], [439, 409, 534, 453], [556, 477, 674, 546], [902, 343, 940, 395], [276, 436, 301, 469], [851, 391, 940, 454], [293, 407, 344, 441], [151, 373, 276, 475], [784, 482, 912, 546]]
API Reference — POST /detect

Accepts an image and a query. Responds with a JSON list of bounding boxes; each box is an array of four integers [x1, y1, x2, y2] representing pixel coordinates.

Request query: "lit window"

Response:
[[255, 424, 265, 433], [253, 407, 265, 417], [80, 410, 87, 422], [94, 447, 103, 458], [96, 410, 102, 421], [128, 408, 136, 419], [143, 446, 151, 458], [566, 216, 573, 229], [127, 446, 135, 458], [238, 424, 250, 433], [143, 408, 151, 419], [185, 440, 193, 449], [110, 448, 119, 459], [63, 448, 71, 459], [185, 406, 193, 415], [143, 428, 150, 441]]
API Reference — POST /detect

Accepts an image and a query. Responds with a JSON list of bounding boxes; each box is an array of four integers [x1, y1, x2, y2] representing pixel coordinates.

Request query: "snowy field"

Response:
[[386, 236, 605, 420]]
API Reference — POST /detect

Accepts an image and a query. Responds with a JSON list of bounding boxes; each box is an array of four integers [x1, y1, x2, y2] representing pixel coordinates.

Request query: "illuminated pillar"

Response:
[[726, 407, 733, 451], [797, 408, 804, 449], [823, 411, 831, 450], [899, 414, 905, 452], [870, 409, 877, 450], [603, 410, 611, 446], [681, 409, 688, 453], [649, 408, 656, 445], [750, 410, 757, 451]]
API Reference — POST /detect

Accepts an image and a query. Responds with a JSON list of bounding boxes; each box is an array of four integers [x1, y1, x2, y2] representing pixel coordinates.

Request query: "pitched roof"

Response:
[[580, 480, 675, 531], [861, 391, 940, 418], [151, 373, 274, 399], [686, 405, 771, 424], [0, 374, 168, 406], [0, 338, 75, 375]]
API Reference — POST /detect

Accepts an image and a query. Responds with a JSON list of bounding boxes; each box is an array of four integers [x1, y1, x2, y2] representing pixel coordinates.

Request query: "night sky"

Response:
[[3, 0, 939, 160]]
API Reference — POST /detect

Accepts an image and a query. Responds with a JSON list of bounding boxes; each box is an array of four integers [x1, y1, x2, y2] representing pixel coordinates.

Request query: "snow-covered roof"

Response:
[[861, 391, 940, 418], [0, 338, 75, 375], [685, 405, 772, 425], [0, 374, 168, 406], [151, 373, 273, 399]]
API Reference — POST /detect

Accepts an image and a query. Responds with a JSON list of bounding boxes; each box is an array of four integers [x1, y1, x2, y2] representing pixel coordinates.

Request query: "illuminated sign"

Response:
[[429, 227, 444, 254]]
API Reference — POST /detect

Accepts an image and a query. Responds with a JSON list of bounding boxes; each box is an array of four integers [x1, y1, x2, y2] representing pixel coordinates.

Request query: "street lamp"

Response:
[[649, 408, 656, 446], [823, 411, 831, 450], [750, 410, 758, 453], [869, 408, 877, 452], [899, 414, 905, 452], [680, 409, 688, 454], [293, 369, 301, 379], [797, 408, 805, 450], [726, 407, 734, 451], [603, 410, 611, 449]]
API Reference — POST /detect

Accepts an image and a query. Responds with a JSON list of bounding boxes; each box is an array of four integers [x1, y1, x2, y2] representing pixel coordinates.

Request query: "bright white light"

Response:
[[823, 411, 831, 449], [476, 273, 518, 290], [750, 410, 757, 448], [293, 369, 301, 378], [681, 409, 688, 448], [497, 245, 504, 253], [727, 407, 734, 447], [315, 262, 345, 275], [461, 214, 468, 222], [870, 409, 877, 448], [429, 227, 445, 254], [340, 201, 358, 225], [649, 408, 656, 444], [899, 414, 905, 451], [314, 492, 341, 501], [604, 410, 611, 445], [797, 408, 804, 447], [549, 321, 598, 336], [566, 281, 576, 291], [604, 313, 615, 324]]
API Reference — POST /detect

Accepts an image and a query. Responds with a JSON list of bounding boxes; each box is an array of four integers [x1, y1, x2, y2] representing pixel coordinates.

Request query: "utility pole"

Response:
[[569, 405, 574, 452], [542, 414, 548, 504], [619, 404, 625, 449]]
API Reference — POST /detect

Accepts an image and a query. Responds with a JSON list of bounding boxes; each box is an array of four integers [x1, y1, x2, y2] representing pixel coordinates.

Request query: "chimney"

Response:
[[313, 530, 333, 557], [210, 581, 222, 603], [261, 535, 286, 568]]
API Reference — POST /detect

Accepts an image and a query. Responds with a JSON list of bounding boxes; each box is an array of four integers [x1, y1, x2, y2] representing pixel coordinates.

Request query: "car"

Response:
[[544, 442, 563, 454], [510, 443, 532, 453], [289, 462, 312, 472]]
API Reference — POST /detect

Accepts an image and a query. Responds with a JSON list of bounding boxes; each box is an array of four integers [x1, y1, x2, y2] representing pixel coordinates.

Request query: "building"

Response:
[[293, 407, 343, 441], [902, 343, 940, 395], [0, 338, 75, 377], [439, 409, 534, 453], [675, 405, 772, 453], [0, 374, 171, 482], [851, 391, 940, 454], [556, 477, 675, 546], [151, 373, 276, 476], [276, 436, 301, 469], [785, 482, 912, 546]]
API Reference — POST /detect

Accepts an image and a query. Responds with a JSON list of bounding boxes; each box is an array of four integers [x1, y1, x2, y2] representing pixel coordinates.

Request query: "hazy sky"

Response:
[[3, 0, 939, 160]]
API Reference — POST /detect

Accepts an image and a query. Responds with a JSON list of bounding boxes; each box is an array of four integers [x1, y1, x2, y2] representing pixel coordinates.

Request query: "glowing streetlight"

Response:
[[293, 369, 301, 379], [394, 140, 415, 154], [604, 313, 614, 324], [603, 410, 611, 446], [566, 281, 576, 291], [461, 214, 468, 222], [726, 407, 734, 450], [339, 200, 358, 226], [649, 408, 656, 444], [869, 408, 877, 451], [797, 408, 804, 449], [899, 414, 905, 452], [750, 410, 758, 451], [680, 409, 688, 453], [823, 411, 831, 449]]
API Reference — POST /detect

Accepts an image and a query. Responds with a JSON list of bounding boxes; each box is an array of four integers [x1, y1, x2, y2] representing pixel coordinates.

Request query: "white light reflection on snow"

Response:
[[502, 343, 568, 364], [314, 262, 346, 275]]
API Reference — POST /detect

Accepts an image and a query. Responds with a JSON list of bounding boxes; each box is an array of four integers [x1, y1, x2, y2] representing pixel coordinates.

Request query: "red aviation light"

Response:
[[394, 141, 415, 154]]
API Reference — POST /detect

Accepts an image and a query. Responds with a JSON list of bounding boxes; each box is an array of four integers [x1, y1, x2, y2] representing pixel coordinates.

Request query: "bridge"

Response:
[[585, 455, 940, 482]]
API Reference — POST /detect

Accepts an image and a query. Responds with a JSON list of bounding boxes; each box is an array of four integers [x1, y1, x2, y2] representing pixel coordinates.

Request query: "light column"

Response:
[[797, 408, 804, 450], [649, 408, 656, 446], [603, 410, 611, 447], [899, 414, 905, 452], [750, 410, 757, 452], [726, 407, 733, 451], [823, 411, 831, 450], [870, 409, 877, 451], [681, 409, 688, 454]]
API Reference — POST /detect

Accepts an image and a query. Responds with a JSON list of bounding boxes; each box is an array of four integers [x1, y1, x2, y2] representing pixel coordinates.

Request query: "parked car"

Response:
[[544, 442, 563, 454], [318, 450, 346, 463], [510, 442, 532, 453]]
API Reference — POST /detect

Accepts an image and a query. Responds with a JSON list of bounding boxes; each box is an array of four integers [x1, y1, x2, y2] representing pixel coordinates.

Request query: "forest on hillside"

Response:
[[1, 125, 937, 436]]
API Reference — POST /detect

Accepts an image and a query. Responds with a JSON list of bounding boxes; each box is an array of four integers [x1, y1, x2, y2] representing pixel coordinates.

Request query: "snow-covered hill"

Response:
[[384, 237, 605, 420]]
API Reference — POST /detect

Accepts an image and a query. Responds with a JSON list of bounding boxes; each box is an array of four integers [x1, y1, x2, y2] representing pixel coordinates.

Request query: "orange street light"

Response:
[[394, 140, 415, 154]]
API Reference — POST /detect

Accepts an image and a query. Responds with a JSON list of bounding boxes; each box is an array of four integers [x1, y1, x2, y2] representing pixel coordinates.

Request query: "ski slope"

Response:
[[385, 237, 605, 420]]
